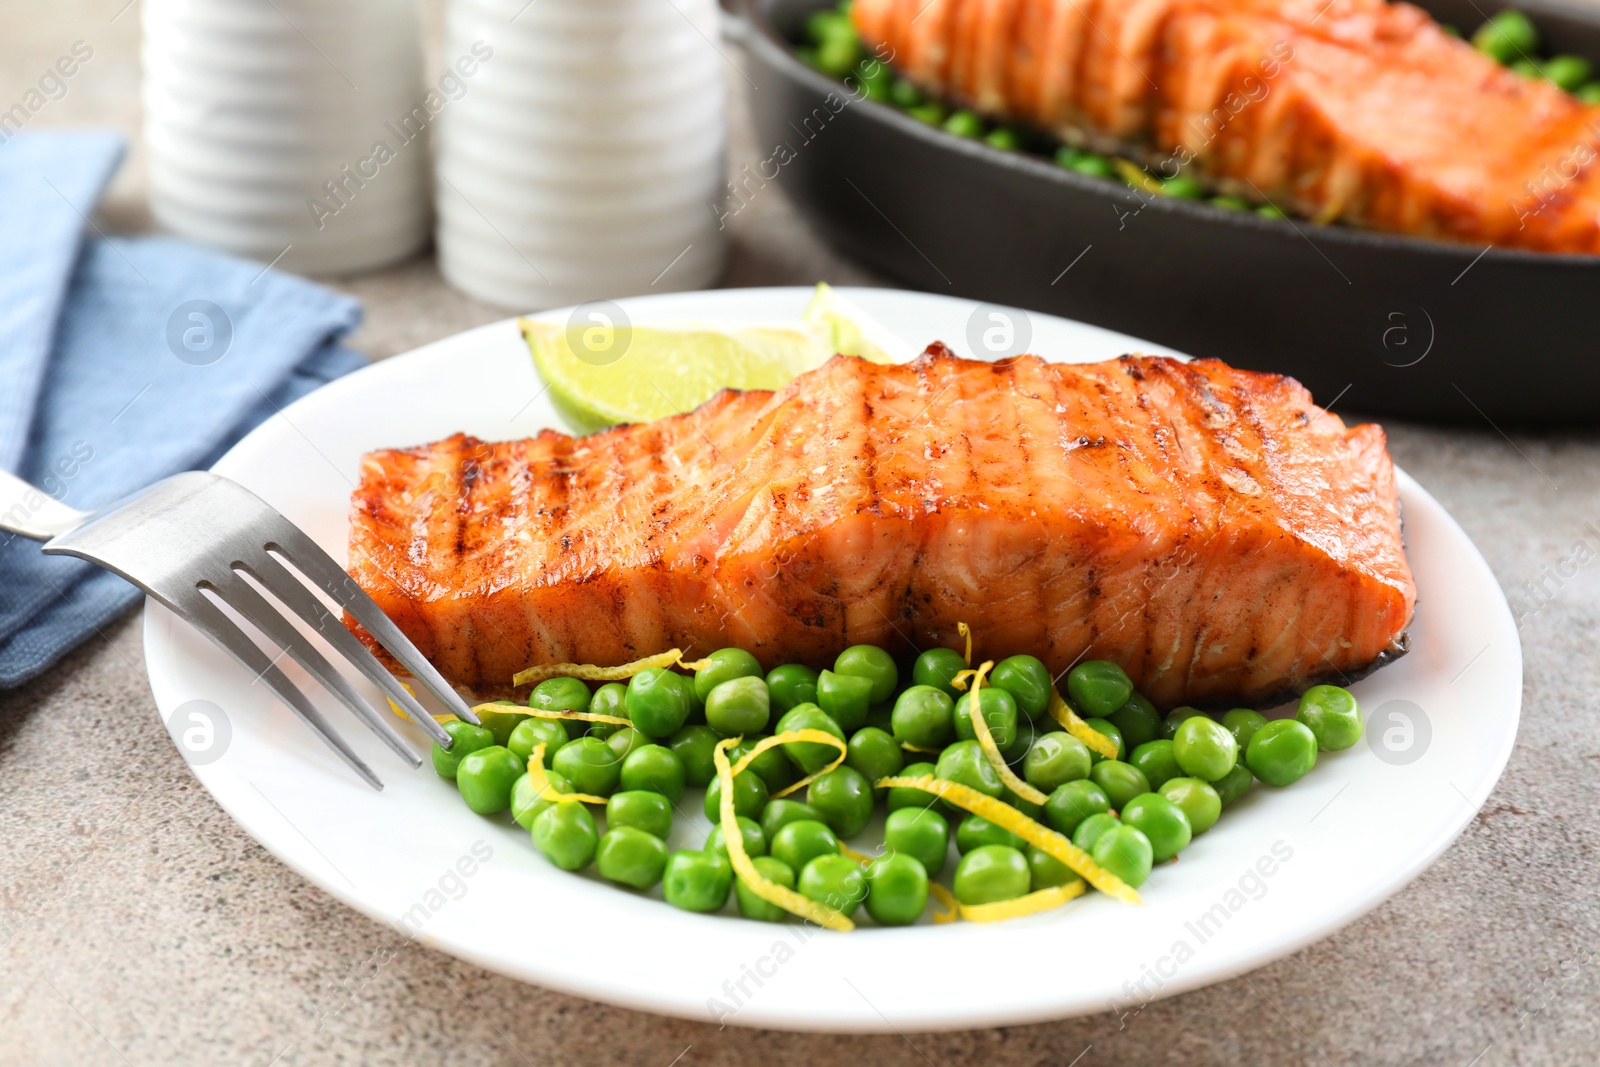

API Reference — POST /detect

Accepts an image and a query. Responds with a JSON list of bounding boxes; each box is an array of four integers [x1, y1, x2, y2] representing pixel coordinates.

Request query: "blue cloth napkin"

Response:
[[0, 131, 368, 687]]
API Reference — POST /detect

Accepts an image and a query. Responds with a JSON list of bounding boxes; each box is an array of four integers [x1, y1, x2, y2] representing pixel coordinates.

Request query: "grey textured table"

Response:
[[3, 3, 1596, 1065]]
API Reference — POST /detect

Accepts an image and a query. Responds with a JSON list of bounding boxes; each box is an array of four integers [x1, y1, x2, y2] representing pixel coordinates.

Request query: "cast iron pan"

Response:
[[739, 0, 1600, 424]]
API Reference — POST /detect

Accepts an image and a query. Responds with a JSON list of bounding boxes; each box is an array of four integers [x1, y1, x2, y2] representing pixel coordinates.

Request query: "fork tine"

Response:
[[205, 571, 423, 769], [238, 551, 452, 748], [179, 591, 383, 789], [263, 524, 480, 726]]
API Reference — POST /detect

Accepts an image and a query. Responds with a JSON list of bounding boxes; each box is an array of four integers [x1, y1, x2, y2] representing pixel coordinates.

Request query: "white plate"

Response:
[[141, 287, 1521, 1032]]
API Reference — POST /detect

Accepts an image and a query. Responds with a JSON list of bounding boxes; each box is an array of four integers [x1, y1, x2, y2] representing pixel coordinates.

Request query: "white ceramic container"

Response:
[[435, 0, 728, 309], [142, 0, 432, 275]]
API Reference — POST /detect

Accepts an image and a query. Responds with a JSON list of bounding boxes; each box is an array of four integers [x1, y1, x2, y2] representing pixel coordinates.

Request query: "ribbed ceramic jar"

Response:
[[435, 0, 728, 308], [142, 0, 431, 275]]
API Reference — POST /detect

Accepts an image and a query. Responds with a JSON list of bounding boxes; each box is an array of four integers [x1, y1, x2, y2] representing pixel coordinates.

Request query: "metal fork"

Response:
[[1, 468, 479, 788]]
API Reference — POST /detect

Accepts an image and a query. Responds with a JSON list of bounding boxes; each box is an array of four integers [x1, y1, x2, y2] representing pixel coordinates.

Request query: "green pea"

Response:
[[766, 664, 820, 713], [771, 819, 840, 872], [814, 34, 862, 77], [1162, 706, 1206, 741], [846, 726, 904, 791], [606, 726, 646, 765], [1066, 661, 1133, 716], [1213, 763, 1255, 808], [808, 764, 874, 838], [1055, 145, 1083, 167], [511, 769, 572, 830], [432, 720, 495, 780], [473, 704, 524, 747], [908, 96, 946, 122], [888, 76, 924, 108], [667, 724, 720, 787], [884, 806, 949, 877], [1120, 792, 1191, 863], [1246, 719, 1318, 786], [1028, 846, 1082, 892], [1173, 715, 1238, 782], [943, 108, 985, 138], [1108, 692, 1162, 750], [618, 744, 686, 802], [1083, 718, 1125, 763], [663, 849, 733, 912], [507, 716, 568, 765], [853, 57, 893, 102], [586, 682, 628, 739], [953, 845, 1030, 906], [805, 8, 854, 44], [990, 655, 1051, 719], [887, 761, 940, 812], [1160, 175, 1205, 199], [864, 852, 929, 925], [705, 766, 770, 820], [912, 647, 967, 698], [817, 670, 874, 732], [1578, 82, 1600, 104], [1091, 825, 1153, 888], [1210, 196, 1250, 210], [1089, 759, 1150, 811], [730, 737, 799, 793], [531, 678, 591, 740], [1072, 811, 1121, 852], [956, 814, 1025, 854], [531, 801, 598, 871], [774, 704, 847, 773], [1296, 685, 1362, 751], [595, 826, 669, 888], [1044, 779, 1111, 836], [552, 736, 621, 796], [1221, 708, 1268, 752], [761, 798, 825, 841], [455, 745, 525, 814], [706, 815, 767, 858], [799, 854, 868, 917], [1024, 731, 1092, 793], [606, 790, 673, 840], [1472, 9, 1538, 64], [935, 740, 1003, 812], [694, 648, 763, 702], [1069, 153, 1116, 178], [954, 686, 1020, 751], [1255, 203, 1288, 219], [705, 676, 771, 736], [1159, 777, 1222, 835], [835, 645, 899, 704], [891, 685, 955, 748], [1512, 57, 1543, 78], [625, 667, 695, 738], [736, 856, 797, 921], [984, 127, 1020, 150], [1129, 739, 1183, 791]]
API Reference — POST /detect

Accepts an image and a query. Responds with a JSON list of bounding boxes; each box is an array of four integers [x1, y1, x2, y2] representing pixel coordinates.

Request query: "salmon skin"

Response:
[[852, 0, 1600, 254], [346, 345, 1415, 709]]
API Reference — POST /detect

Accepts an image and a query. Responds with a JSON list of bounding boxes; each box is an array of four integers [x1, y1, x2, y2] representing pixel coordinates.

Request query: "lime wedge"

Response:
[[803, 282, 909, 365], [521, 284, 910, 434]]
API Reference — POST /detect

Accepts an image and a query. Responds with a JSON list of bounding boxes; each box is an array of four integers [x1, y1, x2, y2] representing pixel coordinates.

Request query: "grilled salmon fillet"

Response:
[[346, 346, 1414, 708], [853, 0, 1600, 253]]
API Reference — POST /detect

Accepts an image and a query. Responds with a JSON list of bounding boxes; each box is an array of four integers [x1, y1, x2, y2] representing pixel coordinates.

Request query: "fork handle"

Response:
[[0, 469, 91, 542]]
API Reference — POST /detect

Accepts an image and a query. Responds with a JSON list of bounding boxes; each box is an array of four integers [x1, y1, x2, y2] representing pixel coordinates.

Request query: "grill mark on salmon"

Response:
[[853, 0, 1600, 253], [346, 345, 1415, 708]]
